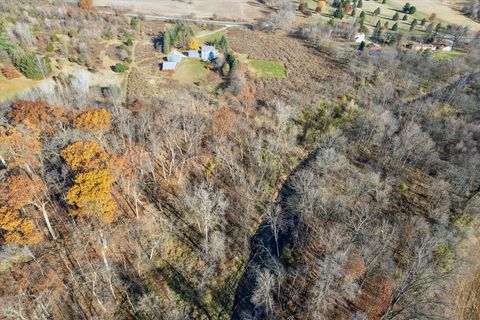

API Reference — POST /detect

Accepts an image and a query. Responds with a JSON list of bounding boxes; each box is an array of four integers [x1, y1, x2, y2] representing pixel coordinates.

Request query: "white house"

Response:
[[167, 50, 186, 63], [201, 45, 216, 61], [162, 61, 177, 72], [188, 50, 200, 58], [354, 33, 366, 43]]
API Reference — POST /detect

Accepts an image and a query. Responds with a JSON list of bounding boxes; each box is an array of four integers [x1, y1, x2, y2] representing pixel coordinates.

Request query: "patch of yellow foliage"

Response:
[[188, 38, 200, 50], [66, 169, 117, 223], [0, 207, 41, 245], [73, 109, 112, 133], [61, 141, 111, 173]]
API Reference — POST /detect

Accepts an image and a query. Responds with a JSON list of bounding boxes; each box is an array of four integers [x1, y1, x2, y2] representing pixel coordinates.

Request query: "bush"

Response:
[[112, 63, 128, 73], [14, 54, 52, 80]]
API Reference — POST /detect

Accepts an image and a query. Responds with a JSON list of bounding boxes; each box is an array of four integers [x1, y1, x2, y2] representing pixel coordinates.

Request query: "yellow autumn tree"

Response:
[[188, 38, 200, 50], [61, 141, 111, 172], [66, 169, 117, 223], [73, 109, 112, 133]]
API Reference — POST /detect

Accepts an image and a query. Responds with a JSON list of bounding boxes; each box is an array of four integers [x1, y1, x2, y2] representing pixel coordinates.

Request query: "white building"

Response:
[[201, 45, 216, 61], [167, 50, 186, 63]]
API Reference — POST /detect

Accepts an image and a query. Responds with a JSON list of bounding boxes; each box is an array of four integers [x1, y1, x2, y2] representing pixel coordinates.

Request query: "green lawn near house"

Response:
[[247, 59, 287, 78], [172, 58, 210, 84], [196, 29, 226, 44]]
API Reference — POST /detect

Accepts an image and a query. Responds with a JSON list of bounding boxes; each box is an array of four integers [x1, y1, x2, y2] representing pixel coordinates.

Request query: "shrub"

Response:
[[1, 64, 22, 79], [399, 182, 409, 191], [14, 54, 52, 80], [112, 63, 128, 73]]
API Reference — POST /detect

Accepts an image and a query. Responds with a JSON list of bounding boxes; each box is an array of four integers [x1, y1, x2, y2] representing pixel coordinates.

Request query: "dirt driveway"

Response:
[[94, 0, 268, 21]]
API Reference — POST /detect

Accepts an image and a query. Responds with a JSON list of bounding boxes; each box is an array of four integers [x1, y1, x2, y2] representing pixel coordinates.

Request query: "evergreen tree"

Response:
[[360, 10, 366, 19], [392, 22, 398, 31], [403, 14, 408, 21], [374, 7, 381, 16], [410, 19, 417, 31], [393, 12, 399, 21], [357, 0, 363, 8], [382, 0, 387, 3], [359, 40, 366, 50], [421, 18, 426, 26], [403, 2, 411, 13], [334, 8, 344, 19], [351, 8, 356, 16], [409, 6, 416, 14]]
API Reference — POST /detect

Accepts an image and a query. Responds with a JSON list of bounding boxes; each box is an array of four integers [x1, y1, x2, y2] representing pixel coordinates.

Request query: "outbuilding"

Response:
[[162, 61, 177, 72], [167, 50, 186, 63], [188, 50, 200, 58]]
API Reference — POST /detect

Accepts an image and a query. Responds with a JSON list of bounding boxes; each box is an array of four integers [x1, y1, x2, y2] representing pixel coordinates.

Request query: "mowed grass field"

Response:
[[247, 59, 287, 78], [305, 0, 480, 32], [172, 58, 209, 84]]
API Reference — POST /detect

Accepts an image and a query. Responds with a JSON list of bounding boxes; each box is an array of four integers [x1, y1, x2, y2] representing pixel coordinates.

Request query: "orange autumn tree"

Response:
[[78, 0, 93, 10], [7, 100, 67, 133], [0, 125, 42, 169], [0, 175, 44, 245], [73, 109, 112, 133], [61, 141, 117, 222]]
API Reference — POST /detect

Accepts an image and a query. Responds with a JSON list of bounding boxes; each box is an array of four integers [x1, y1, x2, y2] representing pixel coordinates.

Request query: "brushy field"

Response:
[[227, 30, 343, 105], [0, 75, 39, 103]]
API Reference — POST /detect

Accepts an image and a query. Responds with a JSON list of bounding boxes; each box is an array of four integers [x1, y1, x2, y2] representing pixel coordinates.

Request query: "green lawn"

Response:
[[172, 58, 210, 84], [196, 29, 226, 44], [305, 0, 445, 36], [247, 60, 287, 78]]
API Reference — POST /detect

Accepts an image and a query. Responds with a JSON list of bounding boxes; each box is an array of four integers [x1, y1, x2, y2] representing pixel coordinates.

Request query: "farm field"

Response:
[[94, 0, 268, 20], [306, 0, 480, 32]]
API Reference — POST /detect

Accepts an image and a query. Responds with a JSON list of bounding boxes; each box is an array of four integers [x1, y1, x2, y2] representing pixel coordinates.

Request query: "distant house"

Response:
[[354, 33, 366, 43], [167, 50, 186, 63], [201, 45, 216, 61], [188, 50, 200, 58], [162, 61, 177, 72], [410, 43, 436, 51], [437, 43, 452, 52]]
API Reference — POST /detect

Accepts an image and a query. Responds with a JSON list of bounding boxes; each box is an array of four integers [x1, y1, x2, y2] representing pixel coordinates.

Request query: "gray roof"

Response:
[[188, 50, 200, 57], [162, 62, 177, 70], [201, 45, 215, 52], [167, 51, 186, 62]]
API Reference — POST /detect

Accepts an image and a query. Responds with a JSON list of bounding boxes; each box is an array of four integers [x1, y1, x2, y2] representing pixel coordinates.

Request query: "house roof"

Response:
[[167, 50, 186, 62], [162, 62, 177, 70], [201, 45, 215, 52], [188, 50, 200, 57]]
